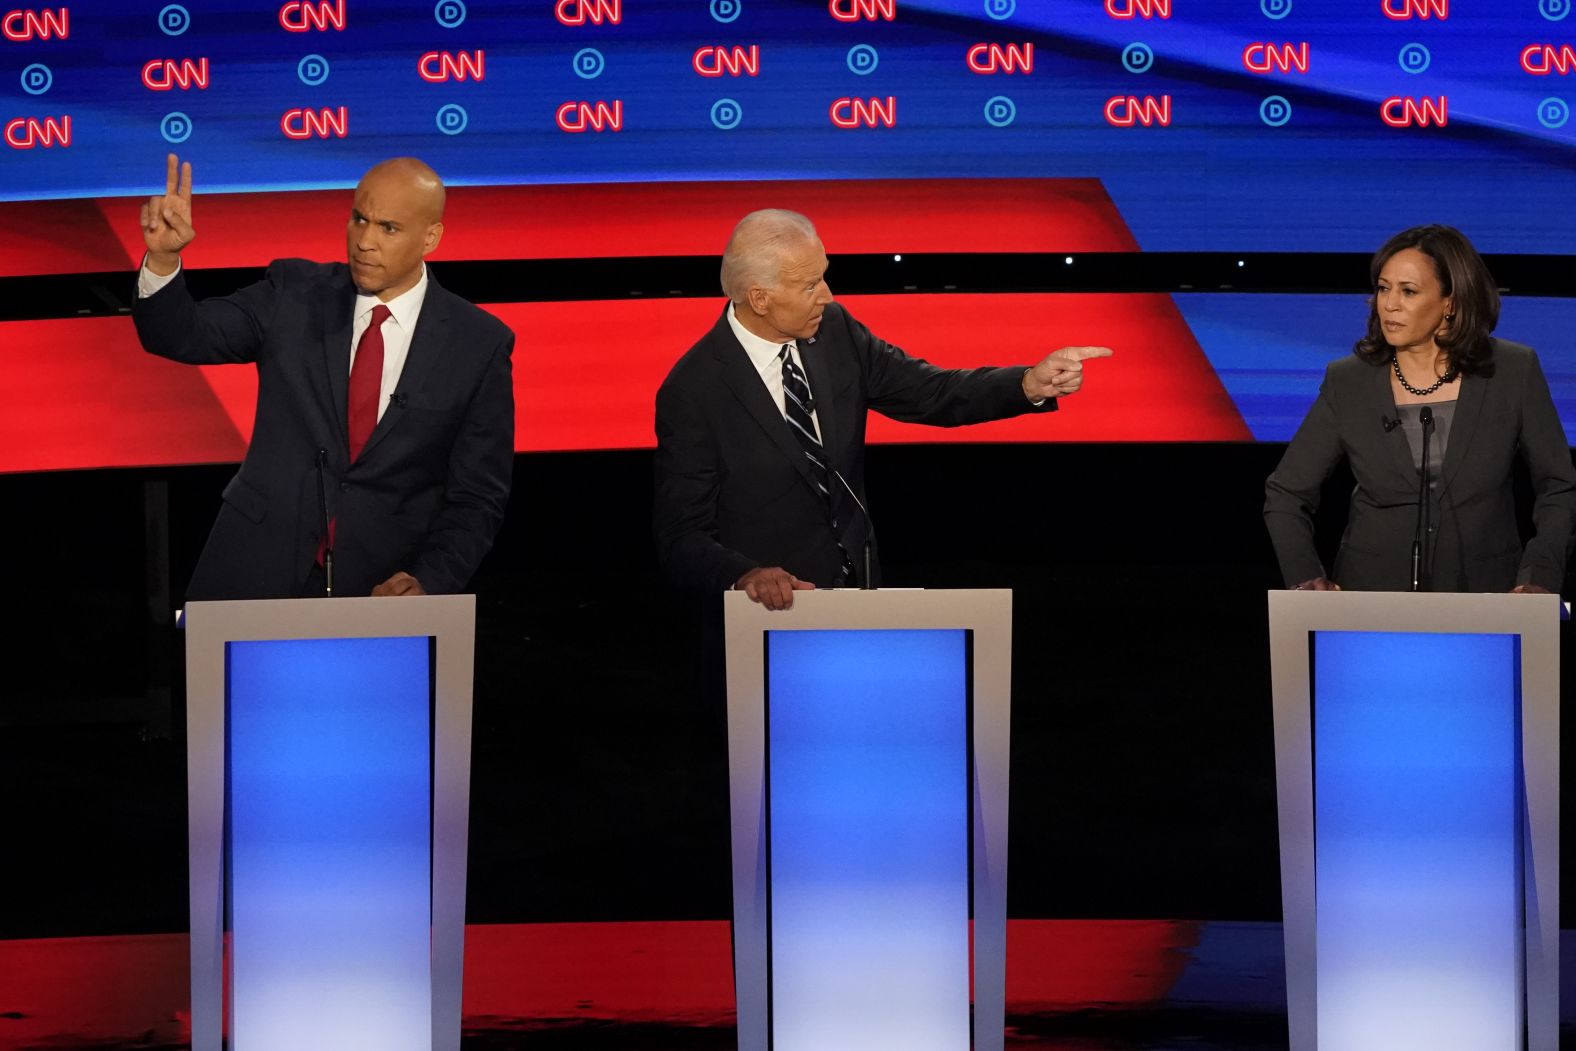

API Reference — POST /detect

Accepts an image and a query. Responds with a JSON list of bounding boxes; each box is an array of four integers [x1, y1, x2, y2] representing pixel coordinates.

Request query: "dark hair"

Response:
[[1354, 224, 1499, 376]]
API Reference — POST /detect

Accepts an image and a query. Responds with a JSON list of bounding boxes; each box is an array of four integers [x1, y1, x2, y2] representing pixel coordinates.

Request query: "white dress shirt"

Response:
[[726, 303, 823, 441], [138, 258, 430, 424]]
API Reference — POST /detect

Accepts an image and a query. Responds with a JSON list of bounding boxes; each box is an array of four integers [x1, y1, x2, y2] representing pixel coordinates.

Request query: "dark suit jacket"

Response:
[[653, 302, 1053, 593], [133, 259, 514, 600], [1264, 340, 1576, 592]]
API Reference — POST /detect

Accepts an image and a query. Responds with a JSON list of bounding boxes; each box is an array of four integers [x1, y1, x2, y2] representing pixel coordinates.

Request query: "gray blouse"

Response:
[[1395, 399, 1457, 483]]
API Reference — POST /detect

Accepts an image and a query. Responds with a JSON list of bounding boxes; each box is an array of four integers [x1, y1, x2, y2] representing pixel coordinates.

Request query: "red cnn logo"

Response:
[[4, 114, 70, 147], [281, 106, 348, 138], [1104, 95, 1171, 126], [556, 100, 623, 131], [1242, 42, 1309, 73], [1104, 0, 1170, 18], [555, 0, 621, 24], [141, 58, 210, 91], [278, 0, 344, 31], [829, 0, 895, 21], [418, 50, 485, 82], [1521, 44, 1576, 73], [2, 7, 68, 39], [1382, 0, 1446, 18], [830, 96, 897, 128], [693, 45, 759, 76], [1380, 95, 1447, 126], [966, 43, 1034, 73]]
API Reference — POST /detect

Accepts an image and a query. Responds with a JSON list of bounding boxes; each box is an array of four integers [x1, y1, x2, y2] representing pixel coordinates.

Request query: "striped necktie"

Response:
[[780, 345, 829, 500]]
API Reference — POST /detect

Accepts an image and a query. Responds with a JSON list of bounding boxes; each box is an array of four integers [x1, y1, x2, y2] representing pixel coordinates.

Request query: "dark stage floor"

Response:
[[5, 919, 1575, 1049]]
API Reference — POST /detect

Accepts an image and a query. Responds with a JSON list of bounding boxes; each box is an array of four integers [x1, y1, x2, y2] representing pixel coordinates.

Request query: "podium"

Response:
[[1267, 590, 1561, 1051], [723, 589, 1012, 1051], [182, 596, 477, 1051]]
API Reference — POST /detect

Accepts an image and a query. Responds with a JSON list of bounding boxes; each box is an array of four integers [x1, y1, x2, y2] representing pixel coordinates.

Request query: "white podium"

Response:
[[723, 589, 1013, 1051], [1267, 590, 1560, 1051], [183, 596, 476, 1051]]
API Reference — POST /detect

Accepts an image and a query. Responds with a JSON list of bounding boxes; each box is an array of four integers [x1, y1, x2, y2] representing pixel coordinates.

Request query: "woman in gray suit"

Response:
[[1264, 225, 1576, 593]]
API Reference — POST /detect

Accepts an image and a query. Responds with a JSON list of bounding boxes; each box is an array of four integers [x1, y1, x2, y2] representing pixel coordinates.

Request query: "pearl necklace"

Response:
[[1392, 355, 1457, 397]]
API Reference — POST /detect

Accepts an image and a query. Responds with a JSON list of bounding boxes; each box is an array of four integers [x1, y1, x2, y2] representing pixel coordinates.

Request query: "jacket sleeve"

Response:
[[845, 309, 1058, 426], [407, 327, 516, 595], [653, 379, 759, 594], [131, 261, 284, 366], [1264, 367, 1345, 587], [1514, 349, 1576, 591]]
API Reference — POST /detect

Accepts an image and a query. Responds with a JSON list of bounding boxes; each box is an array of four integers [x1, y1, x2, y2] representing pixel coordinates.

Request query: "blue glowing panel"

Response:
[[226, 636, 432, 1050], [1313, 631, 1521, 1050], [766, 629, 969, 1051]]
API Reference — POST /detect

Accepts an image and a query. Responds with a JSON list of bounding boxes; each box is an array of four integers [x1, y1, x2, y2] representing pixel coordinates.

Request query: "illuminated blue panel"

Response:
[[1313, 631, 1520, 1049], [227, 637, 432, 1050], [767, 629, 969, 1051]]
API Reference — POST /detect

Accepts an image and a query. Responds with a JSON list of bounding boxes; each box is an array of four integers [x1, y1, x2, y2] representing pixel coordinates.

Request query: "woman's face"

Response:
[[1374, 247, 1454, 353]]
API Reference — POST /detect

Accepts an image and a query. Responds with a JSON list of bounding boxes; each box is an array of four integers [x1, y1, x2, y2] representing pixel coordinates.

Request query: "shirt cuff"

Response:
[[137, 255, 181, 298]]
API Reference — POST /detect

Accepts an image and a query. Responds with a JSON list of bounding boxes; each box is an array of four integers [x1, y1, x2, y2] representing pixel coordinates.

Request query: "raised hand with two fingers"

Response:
[[140, 152, 195, 274]]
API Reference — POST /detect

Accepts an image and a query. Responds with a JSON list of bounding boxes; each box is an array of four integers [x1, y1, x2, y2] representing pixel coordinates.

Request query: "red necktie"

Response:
[[348, 303, 391, 463]]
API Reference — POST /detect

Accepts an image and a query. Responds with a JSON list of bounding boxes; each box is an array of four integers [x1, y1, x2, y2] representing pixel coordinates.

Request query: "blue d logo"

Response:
[[436, 103, 468, 135], [298, 54, 330, 86], [161, 111, 193, 144], [711, 98, 743, 129], [1122, 43, 1154, 73], [159, 4, 190, 35], [847, 45, 879, 75], [21, 63, 52, 95], [1259, 95, 1292, 126], [574, 48, 606, 79], [984, 95, 1016, 127]]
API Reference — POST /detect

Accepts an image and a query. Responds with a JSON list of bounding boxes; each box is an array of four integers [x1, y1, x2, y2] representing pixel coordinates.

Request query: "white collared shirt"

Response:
[[138, 258, 430, 424], [726, 302, 823, 441]]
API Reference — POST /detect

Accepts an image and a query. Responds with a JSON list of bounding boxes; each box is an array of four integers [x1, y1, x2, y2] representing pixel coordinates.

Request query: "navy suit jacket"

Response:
[[133, 259, 514, 599], [653, 302, 1053, 593], [1264, 341, 1576, 592]]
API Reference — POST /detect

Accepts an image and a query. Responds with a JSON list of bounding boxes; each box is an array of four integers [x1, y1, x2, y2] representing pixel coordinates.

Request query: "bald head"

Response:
[[720, 209, 819, 304], [347, 157, 447, 301], [358, 156, 446, 224]]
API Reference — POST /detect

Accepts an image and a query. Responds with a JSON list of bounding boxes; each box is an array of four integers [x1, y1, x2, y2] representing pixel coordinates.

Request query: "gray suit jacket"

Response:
[[1264, 340, 1576, 592]]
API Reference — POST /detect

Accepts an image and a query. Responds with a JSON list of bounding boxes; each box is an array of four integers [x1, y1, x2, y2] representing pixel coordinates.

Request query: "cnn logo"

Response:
[[142, 58, 210, 90], [2, 7, 67, 40], [281, 106, 348, 138], [5, 114, 70, 147], [556, 100, 622, 131]]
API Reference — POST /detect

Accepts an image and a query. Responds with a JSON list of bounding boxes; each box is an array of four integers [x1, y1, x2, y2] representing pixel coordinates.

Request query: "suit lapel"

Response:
[[1369, 359, 1417, 484], [356, 278, 449, 463], [1437, 368, 1484, 494], [797, 334, 838, 475], [710, 309, 818, 491], [321, 269, 356, 460]]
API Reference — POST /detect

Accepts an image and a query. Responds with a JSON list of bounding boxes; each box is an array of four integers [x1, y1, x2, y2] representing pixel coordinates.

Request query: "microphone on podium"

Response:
[[831, 468, 876, 591]]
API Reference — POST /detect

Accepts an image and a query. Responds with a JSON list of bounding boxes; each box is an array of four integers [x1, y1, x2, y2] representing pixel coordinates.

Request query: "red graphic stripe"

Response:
[[0, 178, 1138, 279]]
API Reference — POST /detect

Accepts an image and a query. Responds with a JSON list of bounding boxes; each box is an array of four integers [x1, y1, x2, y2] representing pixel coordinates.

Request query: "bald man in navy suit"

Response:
[[133, 154, 514, 600]]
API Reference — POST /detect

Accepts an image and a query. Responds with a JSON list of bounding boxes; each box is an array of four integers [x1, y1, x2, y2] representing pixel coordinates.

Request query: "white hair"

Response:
[[719, 209, 818, 303]]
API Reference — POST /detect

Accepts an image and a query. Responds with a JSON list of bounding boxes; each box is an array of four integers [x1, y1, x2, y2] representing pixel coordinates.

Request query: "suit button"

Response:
[[831, 518, 839, 529], [1427, 526, 1436, 534], [340, 482, 350, 492]]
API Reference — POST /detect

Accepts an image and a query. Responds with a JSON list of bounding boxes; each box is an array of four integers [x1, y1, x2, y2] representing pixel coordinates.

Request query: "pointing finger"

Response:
[[1055, 346, 1114, 362], [164, 152, 178, 196], [178, 160, 192, 201]]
